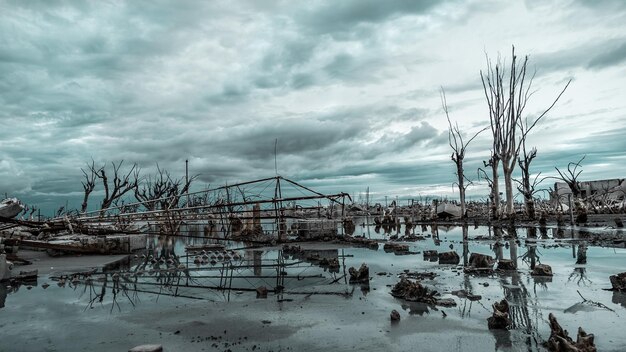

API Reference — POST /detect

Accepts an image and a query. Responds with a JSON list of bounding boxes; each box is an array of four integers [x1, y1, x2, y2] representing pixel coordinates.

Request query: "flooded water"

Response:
[[1, 224, 625, 351]]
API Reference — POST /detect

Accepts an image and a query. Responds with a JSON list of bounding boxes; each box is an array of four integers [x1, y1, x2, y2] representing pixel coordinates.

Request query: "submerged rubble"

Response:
[[532, 264, 554, 276], [391, 277, 454, 307], [610, 272, 626, 291], [438, 251, 460, 265], [383, 242, 410, 254], [348, 264, 369, 284], [390, 309, 400, 322], [487, 299, 511, 330], [546, 313, 596, 352], [496, 259, 516, 271]]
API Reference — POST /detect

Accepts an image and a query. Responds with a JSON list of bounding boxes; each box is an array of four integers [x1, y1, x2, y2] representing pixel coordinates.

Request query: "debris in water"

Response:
[[610, 272, 626, 291], [348, 263, 369, 284], [496, 259, 516, 271], [487, 299, 511, 330], [390, 278, 437, 305], [546, 313, 596, 352], [532, 264, 553, 276], [256, 286, 268, 299], [438, 251, 459, 265], [390, 309, 400, 322]]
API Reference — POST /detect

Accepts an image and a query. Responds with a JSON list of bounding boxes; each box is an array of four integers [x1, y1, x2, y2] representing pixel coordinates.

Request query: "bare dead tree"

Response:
[[481, 46, 571, 217], [134, 163, 198, 235], [134, 164, 176, 211], [80, 160, 101, 213], [441, 89, 487, 218], [479, 158, 501, 218], [516, 143, 543, 219], [554, 155, 585, 200], [91, 160, 140, 212], [516, 160, 545, 220]]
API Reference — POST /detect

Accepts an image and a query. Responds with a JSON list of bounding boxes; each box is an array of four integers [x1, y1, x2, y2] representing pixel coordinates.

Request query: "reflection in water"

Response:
[[613, 291, 626, 309], [2, 223, 625, 351], [568, 267, 592, 286], [462, 225, 469, 266], [400, 301, 434, 316]]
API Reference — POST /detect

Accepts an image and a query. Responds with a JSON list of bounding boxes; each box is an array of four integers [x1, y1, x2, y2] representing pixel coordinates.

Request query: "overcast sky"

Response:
[[1, 0, 625, 215]]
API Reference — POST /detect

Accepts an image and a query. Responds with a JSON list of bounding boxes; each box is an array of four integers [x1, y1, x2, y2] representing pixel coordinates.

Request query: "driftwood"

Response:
[[546, 313, 596, 352], [576, 290, 615, 312]]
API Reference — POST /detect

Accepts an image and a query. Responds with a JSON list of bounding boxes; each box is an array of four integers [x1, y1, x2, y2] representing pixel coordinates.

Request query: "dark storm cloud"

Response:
[[534, 38, 626, 73], [587, 42, 626, 69], [296, 0, 445, 36], [0, 0, 624, 215]]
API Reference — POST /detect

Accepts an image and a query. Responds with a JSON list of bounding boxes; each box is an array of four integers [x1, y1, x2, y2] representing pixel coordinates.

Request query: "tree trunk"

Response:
[[491, 160, 500, 219], [457, 163, 466, 218], [522, 176, 535, 220], [81, 196, 89, 214], [503, 165, 514, 216]]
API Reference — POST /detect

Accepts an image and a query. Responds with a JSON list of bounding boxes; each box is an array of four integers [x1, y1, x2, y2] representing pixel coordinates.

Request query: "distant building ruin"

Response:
[[552, 178, 625, 202]]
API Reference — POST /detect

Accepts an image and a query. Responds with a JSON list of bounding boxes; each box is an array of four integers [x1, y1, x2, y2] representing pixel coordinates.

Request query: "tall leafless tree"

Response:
[[441, 89, 487, 218], [481, 46, 570, 217], [80, 160, 101, 213], [91, 160, 140, 212]]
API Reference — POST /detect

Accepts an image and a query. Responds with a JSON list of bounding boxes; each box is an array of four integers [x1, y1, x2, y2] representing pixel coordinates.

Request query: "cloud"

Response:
[[0, 0, 624, 215]]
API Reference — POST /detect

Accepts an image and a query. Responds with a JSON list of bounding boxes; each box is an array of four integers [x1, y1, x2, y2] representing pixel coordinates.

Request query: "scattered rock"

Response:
[[390, 309, 400, 322], [610, 272, 626, 291], [348, 264, 370, 284], [532, 264, 553, 277], [256, 286, 268, 299], [129, 344, 163, 352], [41, 283, 50, 289], [546, 313, 596, 352], [497, 259, 516, 271], [487, 299, 511, 330], [438, 251, 459, 265]]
